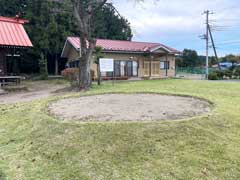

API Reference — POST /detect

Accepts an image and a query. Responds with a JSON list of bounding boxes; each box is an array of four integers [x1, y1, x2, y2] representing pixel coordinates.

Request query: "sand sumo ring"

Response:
[[49, 94, 212, 122]]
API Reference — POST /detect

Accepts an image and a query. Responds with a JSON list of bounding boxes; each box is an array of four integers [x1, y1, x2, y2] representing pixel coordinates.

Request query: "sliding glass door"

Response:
[[112, 60, 138, 77], [126, 61, 133, 77], [132, 61, 138, 76], [120, 61, 126, 76]]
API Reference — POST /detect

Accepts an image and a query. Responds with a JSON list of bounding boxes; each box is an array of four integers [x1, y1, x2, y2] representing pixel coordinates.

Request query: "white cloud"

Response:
[[112, 0, 240, 56]]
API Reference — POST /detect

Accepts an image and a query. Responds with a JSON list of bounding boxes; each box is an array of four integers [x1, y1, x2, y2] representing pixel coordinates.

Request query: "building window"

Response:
[[114, 61, 121, 77], [106, 60, 138, 77], [69, 60, 79, 68], [126, 61, 133, 76], [106, 72, 113, 77], [160, 61, 170, 70], [126, 60, 138, 77]]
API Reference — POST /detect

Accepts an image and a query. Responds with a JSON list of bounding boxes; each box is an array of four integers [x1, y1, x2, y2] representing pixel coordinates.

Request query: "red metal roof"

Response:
[[66, 37, 180, 54], [0, 16, 33, 48]]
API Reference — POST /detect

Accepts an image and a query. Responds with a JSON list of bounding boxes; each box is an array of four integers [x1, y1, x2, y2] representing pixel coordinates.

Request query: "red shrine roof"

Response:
[[0, 16, 33, 48], [62, 37, 180, 57]]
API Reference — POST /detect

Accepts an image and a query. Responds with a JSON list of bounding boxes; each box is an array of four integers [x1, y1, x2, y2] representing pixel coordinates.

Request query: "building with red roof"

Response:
[[61, 37, 180, 79], [0, 16, 33, 76]]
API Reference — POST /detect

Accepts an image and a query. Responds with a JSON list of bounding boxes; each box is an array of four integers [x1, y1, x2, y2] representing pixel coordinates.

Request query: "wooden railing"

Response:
[[0, 76, 24, 86]]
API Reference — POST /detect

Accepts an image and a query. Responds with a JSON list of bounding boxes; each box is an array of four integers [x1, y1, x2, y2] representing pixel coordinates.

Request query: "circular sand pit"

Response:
[[49, 94, 211, 122]]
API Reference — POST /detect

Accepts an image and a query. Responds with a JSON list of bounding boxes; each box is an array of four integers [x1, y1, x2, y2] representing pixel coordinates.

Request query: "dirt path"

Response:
[[49, 94, 211, 122], [0, 81, 67, 104]]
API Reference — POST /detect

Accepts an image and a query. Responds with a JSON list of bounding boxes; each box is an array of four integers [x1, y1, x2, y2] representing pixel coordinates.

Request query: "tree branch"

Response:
[[105, 2, 122, 18], [89, 0, 108, 13]]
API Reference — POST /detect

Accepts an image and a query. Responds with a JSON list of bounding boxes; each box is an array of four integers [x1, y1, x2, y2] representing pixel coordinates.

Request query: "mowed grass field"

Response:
[[0, 79, 240, 179]]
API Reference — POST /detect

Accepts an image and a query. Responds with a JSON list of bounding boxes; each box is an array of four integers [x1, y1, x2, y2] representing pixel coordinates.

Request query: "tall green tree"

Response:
[[39, 52, 48, 80], [182, 49, 198, 67], [177, 49, 199, 67], [68, 0, 135, 89], [92, 4, 132, 40], [0, 0, 132, 76]]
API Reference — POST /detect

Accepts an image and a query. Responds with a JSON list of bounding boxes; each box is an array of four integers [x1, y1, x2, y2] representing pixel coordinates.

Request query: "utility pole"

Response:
[[203, 10, 210, 79], [201, 10, 220, 77]]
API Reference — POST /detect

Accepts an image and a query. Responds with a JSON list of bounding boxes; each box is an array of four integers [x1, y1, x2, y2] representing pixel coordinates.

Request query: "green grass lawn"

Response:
[[0, 79, 240, 179]]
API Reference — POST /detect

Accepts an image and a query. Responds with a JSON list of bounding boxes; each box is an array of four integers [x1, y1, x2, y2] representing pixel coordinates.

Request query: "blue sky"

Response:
[[113, 0, 240, 57]]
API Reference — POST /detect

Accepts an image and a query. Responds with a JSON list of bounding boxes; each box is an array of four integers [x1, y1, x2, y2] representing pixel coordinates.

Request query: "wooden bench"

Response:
[[0, 76, 24, 87]]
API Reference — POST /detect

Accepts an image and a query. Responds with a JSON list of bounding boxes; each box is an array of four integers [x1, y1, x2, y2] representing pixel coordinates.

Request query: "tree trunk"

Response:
[[55, 54, 58, 75], [78, 38, 95, 90], [71, 0, 107, 90], [79, 58, 90, 89]]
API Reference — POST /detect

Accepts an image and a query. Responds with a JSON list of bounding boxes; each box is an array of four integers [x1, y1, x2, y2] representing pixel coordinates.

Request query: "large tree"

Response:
[[69, 0, 134, 89], [0, 0, 132, 76], [70, 0, 107, 89], [176, 49, 212, 68]]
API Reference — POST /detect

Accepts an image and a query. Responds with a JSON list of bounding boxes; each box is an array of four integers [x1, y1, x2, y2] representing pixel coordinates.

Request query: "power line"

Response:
[[214, 5, 239, 13], [216, 41, 240, 46], [212, 19, 240, 23], [211, 29, 240, 32], [216, 47, 240, 51], [216, 39, 240, 43], [204, 12, 240, 56]]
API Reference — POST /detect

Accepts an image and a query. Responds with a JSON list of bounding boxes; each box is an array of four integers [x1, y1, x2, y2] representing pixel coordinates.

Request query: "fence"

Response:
[[176, 67, 214, 80], [176, 67, 214, 75]]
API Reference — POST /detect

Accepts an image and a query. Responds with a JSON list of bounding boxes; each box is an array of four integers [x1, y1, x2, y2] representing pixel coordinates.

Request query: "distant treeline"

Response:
[[176, 49, 240, 68]]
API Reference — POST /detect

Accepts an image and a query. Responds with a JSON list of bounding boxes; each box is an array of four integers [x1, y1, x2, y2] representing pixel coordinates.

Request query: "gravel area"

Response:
[[0, 82, 67, 104], [49, 94, 211, 122]]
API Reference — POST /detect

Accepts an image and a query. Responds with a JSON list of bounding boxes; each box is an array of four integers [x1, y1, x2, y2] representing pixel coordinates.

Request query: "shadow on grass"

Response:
[[0, 170, 5, 180]]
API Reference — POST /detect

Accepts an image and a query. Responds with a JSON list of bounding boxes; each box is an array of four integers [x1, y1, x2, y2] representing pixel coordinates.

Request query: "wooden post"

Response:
[[0, 49, 6, 76], [166, 54, 168, 77], [150, 55, 153, 78]]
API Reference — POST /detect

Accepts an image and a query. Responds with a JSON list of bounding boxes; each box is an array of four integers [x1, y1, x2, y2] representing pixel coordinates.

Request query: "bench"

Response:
[[0, 76, 25, 87]]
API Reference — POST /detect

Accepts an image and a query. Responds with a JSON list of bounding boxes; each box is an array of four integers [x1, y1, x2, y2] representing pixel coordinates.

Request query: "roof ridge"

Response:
[[67, 36, 180, 53], [0, 16, 28, 24], [68, 37, 161, 45], [97, 38, 160, 44]]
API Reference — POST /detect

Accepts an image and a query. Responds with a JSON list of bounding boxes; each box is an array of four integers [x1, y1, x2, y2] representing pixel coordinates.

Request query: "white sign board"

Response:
[[100, 58, 114, 72]]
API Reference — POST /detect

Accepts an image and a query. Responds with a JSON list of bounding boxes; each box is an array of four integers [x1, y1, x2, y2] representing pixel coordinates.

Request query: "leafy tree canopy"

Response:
[[177, 49, 200, 67], [220, 54, 240, 64], [0, 0, 132, 74], [177, 49, 219, 68]]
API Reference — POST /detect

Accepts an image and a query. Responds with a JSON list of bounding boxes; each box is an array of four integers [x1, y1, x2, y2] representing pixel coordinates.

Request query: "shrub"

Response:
[[91, 70, 95, 81], [208, 72, 218, 80], [234, 67, 240, 74], [61, 68, 79, 85], [224, 69, 233, 79], [61, 68, 96, 85], [215, 70, 225, 80], [233, 67, 240, 78]]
